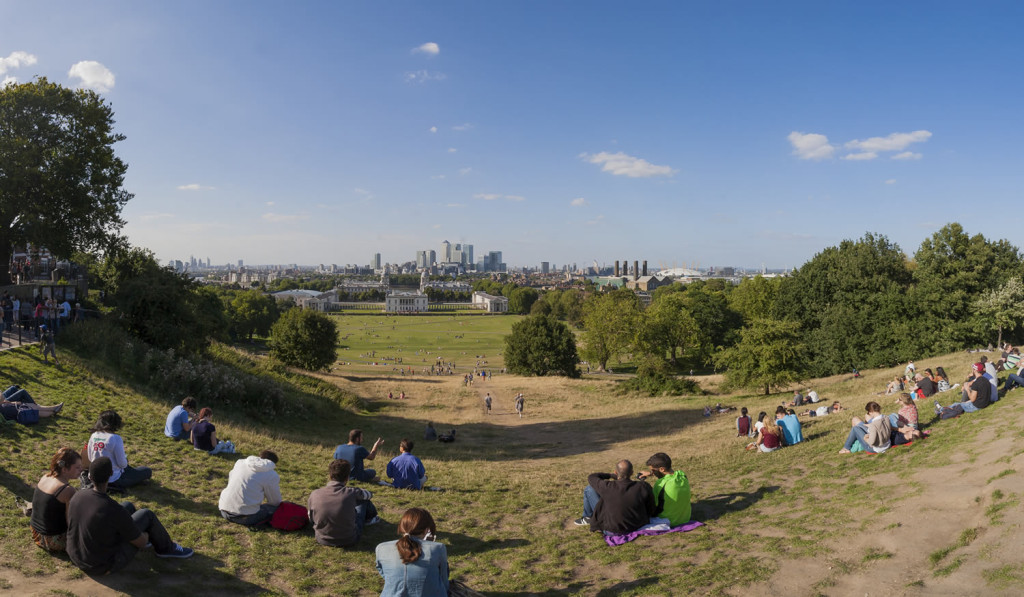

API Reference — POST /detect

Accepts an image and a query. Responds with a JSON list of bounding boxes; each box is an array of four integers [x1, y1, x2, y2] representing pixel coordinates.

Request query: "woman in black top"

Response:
[[31, 447, 82, 551]]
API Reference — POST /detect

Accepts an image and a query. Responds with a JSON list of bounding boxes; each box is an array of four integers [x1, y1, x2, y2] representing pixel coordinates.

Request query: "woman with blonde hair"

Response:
[[30, 447, 82, 551], [755, 418, 782, 453], [375, 507, 449, 596]]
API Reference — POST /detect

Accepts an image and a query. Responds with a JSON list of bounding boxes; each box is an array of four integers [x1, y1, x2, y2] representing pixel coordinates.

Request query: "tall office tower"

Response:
[[541, 262, 549, 274], [427, 250, 436, 267], [441, 240, 452, 262], [238, 259, 243, 268], [372, 253, 382, 270], [463, 244, 473, 267], [451, 246, 463, 265]]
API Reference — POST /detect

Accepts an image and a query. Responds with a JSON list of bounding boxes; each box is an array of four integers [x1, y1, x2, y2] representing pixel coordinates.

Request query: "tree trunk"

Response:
[[998, 326, 1003, 349], [764, 384, 770, 395], [0, 242, 11, 286]]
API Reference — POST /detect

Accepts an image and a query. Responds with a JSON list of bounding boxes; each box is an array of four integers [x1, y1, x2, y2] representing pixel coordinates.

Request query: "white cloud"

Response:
[[458, 167, 472, 176], [0, 51, 37, 74], [474, 193, 502, 201], [68, 60, 115, 93], [432, 224, 442, 229], [447, 147, 457, 153], [570, 197, 588, 207], [138, 212, 175, 222], [177, 183, 214, 191], [891, 151, 922, 160], [265, 201, 275, 206], [262, 213, 308, 223], [787, 132, 835, 160], [505, 195, 525, 202], [585, 214, 606, 226], [1, 76, 16, 87], [452, 123, 472, 131], [841, 152, 878, 161], [412, 42, 440, 56], [353, 188, 371, 195], [429, 126, 437, 133], [580, 151, 675, 178], [404, 70, 446, 84], [885, 179, 897, 185], [446, 203, 464, 208], [845, 130, 931, 152], [430, 174, 446, 180]]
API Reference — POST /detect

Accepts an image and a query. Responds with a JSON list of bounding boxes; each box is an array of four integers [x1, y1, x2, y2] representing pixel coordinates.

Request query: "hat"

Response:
[[89, 457, 113, 484], [973, 362, 985, 373]]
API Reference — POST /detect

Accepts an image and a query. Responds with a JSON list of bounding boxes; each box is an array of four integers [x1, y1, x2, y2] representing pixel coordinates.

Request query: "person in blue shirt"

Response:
[[376, 508, 448, 597], [164, 397, 197, 441], [386, 439, 427, 490], [333, 429, 384, 483], [774, 406, 803, 446]]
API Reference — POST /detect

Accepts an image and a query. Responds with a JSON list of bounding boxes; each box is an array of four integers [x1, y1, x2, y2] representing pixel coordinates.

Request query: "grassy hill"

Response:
[[1, 330, 1023, 596]]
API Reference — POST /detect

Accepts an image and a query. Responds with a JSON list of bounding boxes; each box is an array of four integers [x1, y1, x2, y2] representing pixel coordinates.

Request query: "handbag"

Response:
[[269, 501, 309, 531]]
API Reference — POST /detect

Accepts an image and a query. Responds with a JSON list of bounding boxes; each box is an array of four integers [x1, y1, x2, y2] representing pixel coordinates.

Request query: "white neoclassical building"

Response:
[[471, 291, 508, 313], [385, 291, 429, 313]]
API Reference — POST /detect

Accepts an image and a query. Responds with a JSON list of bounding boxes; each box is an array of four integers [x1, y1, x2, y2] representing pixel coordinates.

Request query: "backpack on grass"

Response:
[[270, 501, 308, 531]]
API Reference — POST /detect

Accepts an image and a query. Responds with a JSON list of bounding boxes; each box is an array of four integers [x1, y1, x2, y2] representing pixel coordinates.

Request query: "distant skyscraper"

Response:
[[372, 253, 382, 270], [464, 244, 473, 267], [237, 259, 243, 268], [541, 261, 549, 274], [441, 240, 452, 263]]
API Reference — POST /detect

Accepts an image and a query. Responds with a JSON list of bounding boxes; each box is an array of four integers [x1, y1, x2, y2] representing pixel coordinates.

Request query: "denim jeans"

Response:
[[842, 423, 878, 453], [958, 400, 979, 413], [354, 500, 378, 541], [221, 503, 278, 526], [2, 386, 34, 404], [582, 485, 600, 518], [111, 466, 153, 489], [353, 468, 377, 482], [1004, 373, 1024, 392], [105, 502, 175, 573]]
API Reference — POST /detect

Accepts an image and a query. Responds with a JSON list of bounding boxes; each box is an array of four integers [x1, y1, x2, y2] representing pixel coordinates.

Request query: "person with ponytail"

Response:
[[31, 447, 83, 551], [375, 507, 449, 596]]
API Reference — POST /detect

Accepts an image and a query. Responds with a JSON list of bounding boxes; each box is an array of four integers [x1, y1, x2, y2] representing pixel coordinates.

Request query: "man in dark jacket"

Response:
[[573, 459, 656, 534]]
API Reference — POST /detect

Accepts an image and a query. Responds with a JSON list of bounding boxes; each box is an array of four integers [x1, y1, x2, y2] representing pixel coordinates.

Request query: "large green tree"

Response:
[[714, 318, 806, 395], [503, 314, 580, 377], [973, 277, 1024, 347], [269, 308, 338, 371], [0, 78, 132, 284], [229, 289, 280, 341], [507, 287, 540, 315], [580, 288, 641, 371], [636, 293, 700, 366]]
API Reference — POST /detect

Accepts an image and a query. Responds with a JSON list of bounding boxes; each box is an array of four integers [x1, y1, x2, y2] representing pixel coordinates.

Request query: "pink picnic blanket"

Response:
[[604, 521, 705, 546]]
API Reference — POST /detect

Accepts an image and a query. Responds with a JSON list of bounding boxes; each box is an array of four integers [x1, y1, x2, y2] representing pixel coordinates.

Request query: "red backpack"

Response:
[[270, 501, 309, 531]]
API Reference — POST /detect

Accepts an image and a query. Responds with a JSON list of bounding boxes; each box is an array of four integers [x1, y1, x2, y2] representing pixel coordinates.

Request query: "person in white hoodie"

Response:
[[218, 450, 283, 526]]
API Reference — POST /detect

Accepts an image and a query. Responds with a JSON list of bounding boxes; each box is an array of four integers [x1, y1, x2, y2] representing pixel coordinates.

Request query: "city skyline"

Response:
[[4, 3, 1024, 270]]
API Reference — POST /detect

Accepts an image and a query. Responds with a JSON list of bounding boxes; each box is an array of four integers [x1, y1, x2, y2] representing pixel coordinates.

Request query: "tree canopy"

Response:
[[503, 314, 580, 377], [270, 308, 338, 371], [0, 78, 132, 283], [714, 318, 806, 395]]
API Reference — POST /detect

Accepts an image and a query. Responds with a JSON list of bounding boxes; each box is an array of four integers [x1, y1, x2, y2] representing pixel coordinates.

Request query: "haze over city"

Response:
[[3, 2, 1023, 269]]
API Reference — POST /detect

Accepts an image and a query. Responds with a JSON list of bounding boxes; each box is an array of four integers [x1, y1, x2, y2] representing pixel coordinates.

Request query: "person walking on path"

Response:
[[484, 393, 492, 415], [514, 393, 524, 418], [40, 325, 58, 365]]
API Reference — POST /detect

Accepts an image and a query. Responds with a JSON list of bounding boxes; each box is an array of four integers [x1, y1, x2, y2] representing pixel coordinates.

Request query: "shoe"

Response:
[[53, 403, 64, 415], [366, 516, 382, 526], [155, 543, 194, 559], [934, 402, 942, 416], [573, 517, 591, 526]]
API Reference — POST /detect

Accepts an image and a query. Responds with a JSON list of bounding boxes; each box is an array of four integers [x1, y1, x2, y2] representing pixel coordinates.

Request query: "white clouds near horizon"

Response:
[[412, 42, 440, 56], [845, 130, 931, 152], [0, 50, 37, 74], [581, 151, 675, 178], [787, 132, 836, 160], [842, 151, 878, 161], [68, 60, 115, 92], [892, 151, 922, 160]]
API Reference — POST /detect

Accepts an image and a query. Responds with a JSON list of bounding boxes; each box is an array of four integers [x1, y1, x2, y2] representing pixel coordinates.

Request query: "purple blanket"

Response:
[[604, 521, 705, 546]]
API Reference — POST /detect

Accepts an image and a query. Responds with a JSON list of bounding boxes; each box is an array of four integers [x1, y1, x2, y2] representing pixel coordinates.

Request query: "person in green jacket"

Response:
[[637, 452, 691, 527]]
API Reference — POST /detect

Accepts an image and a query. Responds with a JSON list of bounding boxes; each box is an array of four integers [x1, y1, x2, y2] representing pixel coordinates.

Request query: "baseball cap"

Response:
[[973, 362, 984, 373]]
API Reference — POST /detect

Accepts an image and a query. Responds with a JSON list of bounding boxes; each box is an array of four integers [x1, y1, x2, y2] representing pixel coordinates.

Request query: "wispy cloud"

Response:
[[1, 76, 17, 87], [841, 152, 877, 161], [262, 213, 309, 223], [432, 224, 442, 229], [570, 197, 588, 207], [885, 179, 897, 185], [412, 42, 440, 56], [581, 151, 675, 178], [446, 203, 465, 208], [265, 201, 275, 206], [447, 147, 457, 153], [505, 195, 525, 202], [68, 60, 115, 92], [846, 130, 931, 152], [177, 183, 214, 191], [429, 126, 437, 133], [405, 70, 446, 84], [787, 132, 835, 160], [452, 123, 472, 131], [0, 51, 36, 74], [585, 214, 606, 226], [474, 193, 502, 201], [458, 167, 472, 176], [891, 151, 922, 160], [430, 174, 446, 180]]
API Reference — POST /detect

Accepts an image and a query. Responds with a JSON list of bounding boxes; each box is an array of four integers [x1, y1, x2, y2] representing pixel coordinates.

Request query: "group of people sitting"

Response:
[[738, 406, 805, 453], [164, 396, 236, 455], [573, 452, 691, 536]]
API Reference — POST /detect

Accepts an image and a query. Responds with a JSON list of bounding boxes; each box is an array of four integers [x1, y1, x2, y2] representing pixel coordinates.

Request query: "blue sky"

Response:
[[3, 1, 1023, 270]]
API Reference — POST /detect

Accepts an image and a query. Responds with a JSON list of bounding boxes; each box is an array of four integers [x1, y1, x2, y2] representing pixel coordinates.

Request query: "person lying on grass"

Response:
[[838, 401, 890, 454], [801, 401, 843, 417]]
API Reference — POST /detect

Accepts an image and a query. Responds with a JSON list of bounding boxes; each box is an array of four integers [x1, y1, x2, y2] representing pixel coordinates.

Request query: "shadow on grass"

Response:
[[0, 466, 34, 500], [88, 551, 270, 595], [691, 485, 780, 522], [339, 375, 448, 385], [480, 578, 657, 596]]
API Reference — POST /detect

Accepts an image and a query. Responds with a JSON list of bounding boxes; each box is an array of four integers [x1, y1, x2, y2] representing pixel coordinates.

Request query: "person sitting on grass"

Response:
[[334, 429, 384, 483], [775, 406, 804, 446], [386, 439, 427, 490], [66, 457, 193, 575], [423, 422, 437, 441], [936, 363, 992, 417], [375, 508, 449, 596], [574, 459, 656, 535], [753, 411, 769, 435], [86, 410, 152, 489], [788, 391, 805, 407], [636, 453, 691, 527], [838, 401, 891, 454], [883, 376, 904, 395], [308, 459, 379, 548], [1001, 359, 1024, 394], [190, 407, 235, 455], [736, 407, 752, 437], [31, 447, 83, 552], [889, 393, 919, 431], [218, 450, 282, 527], [163, 396, 197, 441], [935, 366, 953, 392], [754, 418, 782, 453]]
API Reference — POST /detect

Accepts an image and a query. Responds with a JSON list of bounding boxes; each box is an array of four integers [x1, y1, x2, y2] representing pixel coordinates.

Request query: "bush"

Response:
[[269, 308, 338, 371], [617, 357, 703, 396]]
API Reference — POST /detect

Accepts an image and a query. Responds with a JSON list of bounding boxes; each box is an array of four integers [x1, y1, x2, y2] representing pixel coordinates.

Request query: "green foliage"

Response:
[[507, 286, 539, 314], [636, 293, 701, 366], [269, 307, 338, 371], [580, 288, 641, 370], [503, 314, 580, 377], [729, 275, 782, 322], [0, 77, 132, 284], [617, 356, 703, 396], [715, 318, 806, 395], [61, 319, 290, 418], [229, 289, 280, 340], [973, 277, 1024, 346]]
